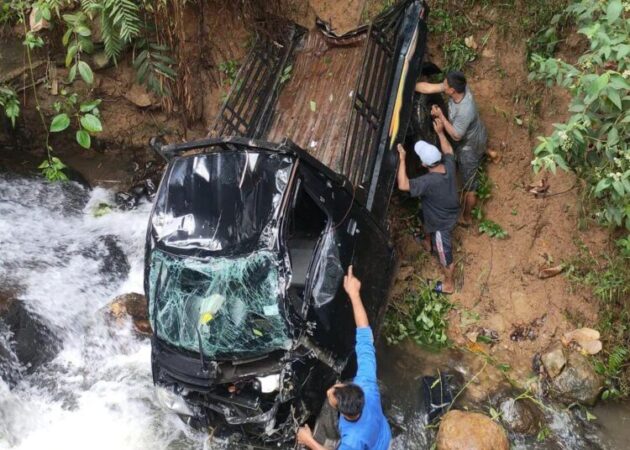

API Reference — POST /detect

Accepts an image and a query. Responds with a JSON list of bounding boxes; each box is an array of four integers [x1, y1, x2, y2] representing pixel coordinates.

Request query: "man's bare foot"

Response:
[[458, 218, 472, 228], [433, 281, 453, 295], [421, 240, 431, 252]]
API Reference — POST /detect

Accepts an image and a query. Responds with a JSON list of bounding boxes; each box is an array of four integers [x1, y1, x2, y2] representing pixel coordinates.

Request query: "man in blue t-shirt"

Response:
[[296, 266, 391, 450]]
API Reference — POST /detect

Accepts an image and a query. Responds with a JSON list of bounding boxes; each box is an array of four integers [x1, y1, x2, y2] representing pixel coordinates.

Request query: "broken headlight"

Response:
[[155, 386, 194, 416], [254, 373, 281, 393]]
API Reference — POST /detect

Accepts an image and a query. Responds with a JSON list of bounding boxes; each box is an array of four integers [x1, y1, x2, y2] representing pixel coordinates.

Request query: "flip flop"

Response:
[[433, 281, 453, 295]]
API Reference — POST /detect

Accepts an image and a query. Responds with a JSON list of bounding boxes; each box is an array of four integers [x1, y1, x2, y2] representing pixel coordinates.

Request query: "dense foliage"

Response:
[[529, 0, 630, 230], [0, 0, 177, 180]]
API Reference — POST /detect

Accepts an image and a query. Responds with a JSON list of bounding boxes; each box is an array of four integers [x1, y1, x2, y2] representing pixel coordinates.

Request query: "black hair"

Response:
[[446, 71, 466, 94], [334, 383, 365, 419]]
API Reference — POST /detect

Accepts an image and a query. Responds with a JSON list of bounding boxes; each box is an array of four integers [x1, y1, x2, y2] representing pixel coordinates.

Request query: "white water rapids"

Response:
[[0, 175, 205, 450]]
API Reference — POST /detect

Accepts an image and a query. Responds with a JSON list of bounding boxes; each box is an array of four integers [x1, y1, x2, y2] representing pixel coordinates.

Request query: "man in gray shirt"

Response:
[[397, 118, 458, 294], [415, 71, 488, 226]]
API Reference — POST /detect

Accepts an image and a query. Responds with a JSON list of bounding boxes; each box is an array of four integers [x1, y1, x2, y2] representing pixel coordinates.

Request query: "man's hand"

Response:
[[344, 266, 369, 328], [343, 265, 362, 301], [397, 144, 410, 191], [433, 118, 445, 134], [397, 143, 406, 159], [296, 425, 327, 450], [431, 104, 444, 119], [434, 118, 454, 155], [297, 425, 313, 445]]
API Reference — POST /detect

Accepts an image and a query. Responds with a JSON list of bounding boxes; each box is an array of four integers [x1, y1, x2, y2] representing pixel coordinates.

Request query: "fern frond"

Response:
[[100, 10, 124, 61], [608, 346, 629, 375], [103, 0, 141, 42], [133, 40, 177, 97]]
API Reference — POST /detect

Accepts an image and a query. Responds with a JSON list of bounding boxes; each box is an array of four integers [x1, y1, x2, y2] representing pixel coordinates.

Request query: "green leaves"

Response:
[[606, 0, 622, 24], [530, 0, 629, 230], [0, 86, 20, 127], [80, 99, 101, 112], [383, 281, 452, 347], [80, 113, 102, 132], [50, 113, 70, 132], [99, 0, 142, 61], [478, 219, 508, 239], [77, 60, 94, 84], [23, 32, 44, 49], [76, 130, 91, 149], [133, 41, 177, 97], [38, 157, 69, 181]]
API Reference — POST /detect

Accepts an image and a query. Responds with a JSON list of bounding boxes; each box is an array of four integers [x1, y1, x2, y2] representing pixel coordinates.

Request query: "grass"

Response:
[[565, 237, 630, 399]]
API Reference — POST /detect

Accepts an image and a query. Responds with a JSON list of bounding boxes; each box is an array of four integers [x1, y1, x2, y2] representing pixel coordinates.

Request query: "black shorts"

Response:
[[431, 229, 453, 267]]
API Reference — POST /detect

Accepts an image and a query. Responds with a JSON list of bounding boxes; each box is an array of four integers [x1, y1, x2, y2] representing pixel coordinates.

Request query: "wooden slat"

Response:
[[265, 32, 364, 172]]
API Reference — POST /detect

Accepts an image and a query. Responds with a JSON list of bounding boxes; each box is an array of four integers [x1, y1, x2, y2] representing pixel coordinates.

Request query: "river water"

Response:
[[0, 174, 628, 449]]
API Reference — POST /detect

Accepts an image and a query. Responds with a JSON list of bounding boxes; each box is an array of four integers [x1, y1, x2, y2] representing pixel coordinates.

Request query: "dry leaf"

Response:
[[464, 35, 478, 50], [538, 264, 564, 279]]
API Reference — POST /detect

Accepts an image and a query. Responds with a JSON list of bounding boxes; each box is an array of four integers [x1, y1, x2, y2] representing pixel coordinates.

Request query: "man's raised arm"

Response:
[[396, 144, 410, 192], [415, 81, 445, 94], [344, 266, 377, 385]]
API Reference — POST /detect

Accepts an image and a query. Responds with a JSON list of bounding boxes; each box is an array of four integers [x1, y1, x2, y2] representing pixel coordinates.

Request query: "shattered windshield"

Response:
[[151, 151, 293, 255], [149, 249, 291, 359]]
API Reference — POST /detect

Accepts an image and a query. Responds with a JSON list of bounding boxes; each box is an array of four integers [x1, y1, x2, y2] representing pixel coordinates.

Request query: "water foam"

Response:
[[0, 175, 204, 450]]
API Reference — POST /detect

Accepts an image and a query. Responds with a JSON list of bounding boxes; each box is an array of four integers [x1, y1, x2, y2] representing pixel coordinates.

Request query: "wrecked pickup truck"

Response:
[[145, 0, 432, 446]]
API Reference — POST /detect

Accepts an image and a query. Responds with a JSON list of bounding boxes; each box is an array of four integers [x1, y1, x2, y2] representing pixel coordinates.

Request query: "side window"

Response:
[[309, 229, 344, 307], [286, 180, 328, 299]]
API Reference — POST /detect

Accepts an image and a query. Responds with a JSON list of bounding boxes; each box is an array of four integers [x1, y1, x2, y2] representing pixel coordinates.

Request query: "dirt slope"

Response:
[[392, 18, 608, 386]]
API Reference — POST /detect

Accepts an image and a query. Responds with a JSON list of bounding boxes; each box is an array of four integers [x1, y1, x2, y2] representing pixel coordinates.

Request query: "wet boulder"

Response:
[[0, 297, 61, 378], [498, 397, 544, 435], [436, 410, 509, 450], [106, 292, 152, 336], [549, 351, 603, 406]]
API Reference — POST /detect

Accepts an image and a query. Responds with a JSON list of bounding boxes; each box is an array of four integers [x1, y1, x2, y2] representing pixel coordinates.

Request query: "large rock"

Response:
[[541, 343, 567, 378], [499, 397, 544, 435], [436, 410, 509, 450], [107, 293, 151, 336], [80, 235, 130, 283], [550, 351, 603, 406], [0, 298, 61, 381], [124, 84, 155, 108]]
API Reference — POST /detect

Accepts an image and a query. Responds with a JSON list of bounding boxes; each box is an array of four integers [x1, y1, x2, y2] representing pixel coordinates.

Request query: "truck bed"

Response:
[[265, 32, 364, 172]]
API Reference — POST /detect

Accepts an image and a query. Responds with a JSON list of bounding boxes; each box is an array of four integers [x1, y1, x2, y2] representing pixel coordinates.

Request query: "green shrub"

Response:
[[478, 219, 508, 239], [0, 86, 20, 127], [529, 0, 630, 230], [384, 281, 452, 347]]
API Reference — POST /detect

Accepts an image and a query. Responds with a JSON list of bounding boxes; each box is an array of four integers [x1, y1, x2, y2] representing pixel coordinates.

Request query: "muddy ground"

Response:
[[390, 2, 609, 394], [0, 0, 610, 400]]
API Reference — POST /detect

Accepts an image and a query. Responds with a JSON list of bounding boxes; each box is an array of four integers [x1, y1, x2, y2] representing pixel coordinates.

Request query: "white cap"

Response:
[[414, 141, 442, 166]]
